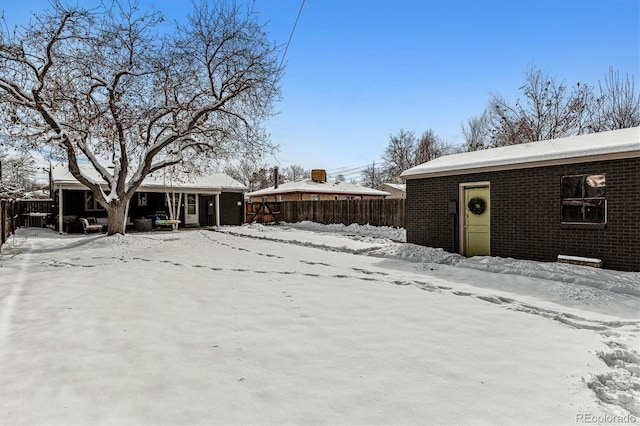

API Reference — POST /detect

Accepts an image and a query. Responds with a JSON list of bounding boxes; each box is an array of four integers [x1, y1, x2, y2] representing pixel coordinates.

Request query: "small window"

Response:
[[186, 194, 196, 215], [137, 192, 147, 206], [275, 195, 282, 202], [310, 194, 320, 201], [262, 196, 268, 203], [84, 191, 105, 211], [561, 174, 606, 223]]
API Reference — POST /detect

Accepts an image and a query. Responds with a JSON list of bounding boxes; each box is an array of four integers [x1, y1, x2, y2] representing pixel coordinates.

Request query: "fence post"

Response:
[[1, 200, 5, 245], [11, 200, 17, 235]]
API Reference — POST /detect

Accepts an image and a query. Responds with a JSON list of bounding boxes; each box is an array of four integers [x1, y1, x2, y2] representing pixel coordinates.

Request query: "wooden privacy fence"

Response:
[[18, 199, 53, 228], [0, 199, 19, 247], [266, 199, 405, 227]]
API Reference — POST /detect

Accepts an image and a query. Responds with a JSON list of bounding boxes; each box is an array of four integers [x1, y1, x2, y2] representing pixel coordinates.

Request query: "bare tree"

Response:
[[361, 161, 386, 188], [0, 138, 39, 196], [250, 166, 278, 190], [282, 164, 308, 182], [462, 112, 491, 151], [588, 67, 640, 132], [415, 129, 451, 163], [381, 128, 451, 181], [382, 129, 417, 182], [0, 0, 282, 234], [224, 158, 268, 192], [486, 65, 591, 146]]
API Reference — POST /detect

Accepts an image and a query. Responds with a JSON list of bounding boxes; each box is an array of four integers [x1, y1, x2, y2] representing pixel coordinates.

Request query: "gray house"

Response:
[[401, 127, 639, 271]]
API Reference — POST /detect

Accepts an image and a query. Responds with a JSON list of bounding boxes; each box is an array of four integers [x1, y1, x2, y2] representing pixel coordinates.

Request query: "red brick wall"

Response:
[[249, 192, 385, 202]]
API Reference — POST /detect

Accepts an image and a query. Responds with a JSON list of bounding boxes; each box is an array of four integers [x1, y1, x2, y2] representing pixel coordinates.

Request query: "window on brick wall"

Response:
[[561, 174, 606, 223]]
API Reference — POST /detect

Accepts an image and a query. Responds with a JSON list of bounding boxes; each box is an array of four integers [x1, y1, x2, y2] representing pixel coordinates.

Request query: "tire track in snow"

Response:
[[37, 229, 640, 417], [77, 253, 637, 333], [24, 228, 640, 417], [0, 245, 31, 346], [41, 231, 639, 335], [206, 229, 640, 416], [208, 232, 639, 327]]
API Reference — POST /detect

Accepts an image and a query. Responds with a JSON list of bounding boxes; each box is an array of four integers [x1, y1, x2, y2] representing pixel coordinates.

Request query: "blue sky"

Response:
[[3, 0, 639, 180]]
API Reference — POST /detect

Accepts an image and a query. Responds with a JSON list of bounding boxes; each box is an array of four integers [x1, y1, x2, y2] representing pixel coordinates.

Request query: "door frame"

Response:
[[185, 193, 199, 226], [458, 181, 490, 256]]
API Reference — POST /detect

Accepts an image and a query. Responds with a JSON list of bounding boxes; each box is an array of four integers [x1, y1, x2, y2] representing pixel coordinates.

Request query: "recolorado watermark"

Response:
[[576, 413, 637, 424]]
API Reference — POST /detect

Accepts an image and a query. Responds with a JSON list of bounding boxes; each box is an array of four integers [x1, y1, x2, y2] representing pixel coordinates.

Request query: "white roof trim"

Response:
[[401, 127, 640, 180], [50, 163, 247, 193]]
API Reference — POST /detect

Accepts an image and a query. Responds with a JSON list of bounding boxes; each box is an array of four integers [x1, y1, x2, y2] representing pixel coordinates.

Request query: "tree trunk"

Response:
[[105, 199, 128, 235]]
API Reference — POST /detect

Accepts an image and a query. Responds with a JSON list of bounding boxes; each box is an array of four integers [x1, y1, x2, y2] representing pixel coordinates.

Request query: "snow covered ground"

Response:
[[1, 223, 638, 425]]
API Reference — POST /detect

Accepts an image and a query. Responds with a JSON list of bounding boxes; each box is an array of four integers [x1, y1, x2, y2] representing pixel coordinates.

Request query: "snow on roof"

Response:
[[247, 179, 390, 197], [380, 183, 406, 192], [50, 163, 246, 192], [401, 127, 640, 179]]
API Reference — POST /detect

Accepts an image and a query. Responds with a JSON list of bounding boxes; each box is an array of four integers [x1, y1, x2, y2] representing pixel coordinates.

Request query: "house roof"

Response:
[[401, 127, 640, 179], [379, 183, 406, 192], [50, 163, 246, 193], [247, 179, 390, 197]]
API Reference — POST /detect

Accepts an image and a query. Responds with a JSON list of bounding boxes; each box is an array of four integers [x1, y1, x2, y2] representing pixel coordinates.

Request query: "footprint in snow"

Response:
[[475, 295, 503, 304], [353, 268, 389, 276]]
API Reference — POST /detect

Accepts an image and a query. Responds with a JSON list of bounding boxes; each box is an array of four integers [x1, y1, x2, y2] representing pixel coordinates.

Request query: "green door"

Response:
[[464, 186, 490, 256]]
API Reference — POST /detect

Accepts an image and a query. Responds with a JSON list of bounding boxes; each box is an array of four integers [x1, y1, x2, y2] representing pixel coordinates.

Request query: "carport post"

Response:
[[58, 186, 63, 234], [215, 193, 220, 226]]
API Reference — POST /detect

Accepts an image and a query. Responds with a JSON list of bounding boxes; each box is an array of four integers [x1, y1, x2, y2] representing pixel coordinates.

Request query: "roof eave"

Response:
[[402, 150, 640, 180]]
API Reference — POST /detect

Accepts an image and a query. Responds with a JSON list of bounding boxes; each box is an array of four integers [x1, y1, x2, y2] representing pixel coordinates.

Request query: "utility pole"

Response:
[[371, 161, 375, 188]]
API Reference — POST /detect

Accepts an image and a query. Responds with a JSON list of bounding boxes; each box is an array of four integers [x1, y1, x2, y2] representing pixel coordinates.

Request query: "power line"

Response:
[[326, 159, 384, 176], [278, 0, 305, 71]]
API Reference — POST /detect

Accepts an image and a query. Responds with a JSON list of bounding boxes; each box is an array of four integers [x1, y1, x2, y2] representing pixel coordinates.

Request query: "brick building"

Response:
[[400, 127, 639, 271], [247, 171, 389, 202]]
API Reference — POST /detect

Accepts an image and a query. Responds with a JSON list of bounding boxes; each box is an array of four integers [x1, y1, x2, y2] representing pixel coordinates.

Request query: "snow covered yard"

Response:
[[0, 224, 638, 425]]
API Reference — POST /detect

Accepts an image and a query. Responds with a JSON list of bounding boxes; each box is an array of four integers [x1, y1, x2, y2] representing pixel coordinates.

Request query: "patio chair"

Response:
[[80, 217, 103, 234]]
